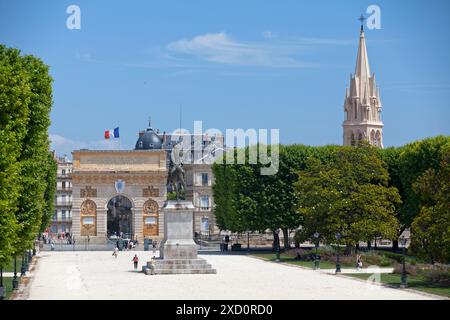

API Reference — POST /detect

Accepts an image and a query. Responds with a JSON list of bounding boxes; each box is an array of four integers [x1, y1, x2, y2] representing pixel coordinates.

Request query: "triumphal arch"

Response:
[[71, 149, 167, 244]]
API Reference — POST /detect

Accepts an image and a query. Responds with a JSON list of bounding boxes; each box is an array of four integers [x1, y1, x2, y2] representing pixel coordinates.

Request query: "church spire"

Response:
[[342, 17, 384, 148], [355, 25, 371, 81]]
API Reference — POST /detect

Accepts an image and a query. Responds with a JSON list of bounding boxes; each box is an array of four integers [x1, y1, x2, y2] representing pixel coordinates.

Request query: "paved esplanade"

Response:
[[25, 251, 432, 300]]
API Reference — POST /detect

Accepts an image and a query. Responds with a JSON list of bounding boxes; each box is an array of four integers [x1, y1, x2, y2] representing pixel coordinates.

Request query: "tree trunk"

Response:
[[272, 230, 280, 252], [392, 240, 399, 252], [282, 228, 290, 250], [355, 243, 360, 253], [367, 241, 372, 250]]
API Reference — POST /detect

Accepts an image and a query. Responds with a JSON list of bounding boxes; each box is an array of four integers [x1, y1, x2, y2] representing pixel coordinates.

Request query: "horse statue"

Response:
[[167, 160, 187, 200]]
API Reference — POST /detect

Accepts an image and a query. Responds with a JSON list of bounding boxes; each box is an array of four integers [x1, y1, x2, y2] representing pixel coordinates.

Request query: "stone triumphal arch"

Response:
[[71, 149, 167, 244]]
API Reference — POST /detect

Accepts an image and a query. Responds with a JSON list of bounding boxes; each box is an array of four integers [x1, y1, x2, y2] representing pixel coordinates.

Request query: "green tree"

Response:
[[0, 45, 31, 267], [212, 149, 258, 234], [40, 152, 57, 233], [410, 142, 450, 263], [295, 143, 401, 251], [382, 136, 450, 250], [213, 144, 339, 250], [397, 137, 449, 228], [14, 53, 53, 255]]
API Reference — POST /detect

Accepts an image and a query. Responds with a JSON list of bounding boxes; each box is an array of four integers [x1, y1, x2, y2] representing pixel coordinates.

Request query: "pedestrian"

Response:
[[152, 240, 157, 255], [51, 241, 55, 251], [148, 256, 156, 275], [132, 254, 139, 271], [112, 247, 118, 258], [356, 254, 363, 270]]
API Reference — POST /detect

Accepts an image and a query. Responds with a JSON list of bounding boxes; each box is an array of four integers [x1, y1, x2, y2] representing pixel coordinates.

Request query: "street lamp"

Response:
[[12, 256, 18, 290], [313, 232, 320, 270], [400, 236, 408, 288], [0, 268, 5, 300], [275, 229, 281, 262], [335, 233, 342, 273], [20, 253, 26, 277]]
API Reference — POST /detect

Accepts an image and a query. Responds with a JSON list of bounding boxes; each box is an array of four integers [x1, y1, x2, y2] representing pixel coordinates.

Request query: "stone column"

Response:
[[97, 208, 107, 239], [134, 207, 143, 243]]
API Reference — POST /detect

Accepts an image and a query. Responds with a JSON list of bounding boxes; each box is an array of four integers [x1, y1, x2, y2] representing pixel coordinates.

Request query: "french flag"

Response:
[[104, 127, 120, 139]]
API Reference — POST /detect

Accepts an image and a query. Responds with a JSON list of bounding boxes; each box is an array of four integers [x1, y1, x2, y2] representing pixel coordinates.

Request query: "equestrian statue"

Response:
[[167, 157, 187, 200]]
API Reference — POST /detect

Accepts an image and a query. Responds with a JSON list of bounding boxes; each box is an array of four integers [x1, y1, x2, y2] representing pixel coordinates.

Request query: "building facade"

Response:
[[343, 25, 384, 148], [51, 155, 73, 236]]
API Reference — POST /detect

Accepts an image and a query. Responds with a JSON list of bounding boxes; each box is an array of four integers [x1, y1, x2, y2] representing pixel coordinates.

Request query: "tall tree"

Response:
[[0, 45, 31, 267], [295, 143, 401, 250], [14, 51, 53, 255], [40, 152, 57, 233], [410, 142, 450, 264], [383, 136, 450, 250]]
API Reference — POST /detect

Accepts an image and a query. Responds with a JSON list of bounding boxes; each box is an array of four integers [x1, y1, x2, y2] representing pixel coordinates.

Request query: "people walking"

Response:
[[112, 247, 118, 258], [132, 254, 139, 271]]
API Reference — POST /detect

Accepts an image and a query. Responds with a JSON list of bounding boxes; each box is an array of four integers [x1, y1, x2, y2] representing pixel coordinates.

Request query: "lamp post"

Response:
[[0, 268, 5, 300], [335, 233, 342, 273], [400, 236, 408, 288], [313, 232, 320, 270], [12, 256, 18, 290], [27, 249, 32, 270], [275, 229, 281, 262], [20, 254, 26, 276]]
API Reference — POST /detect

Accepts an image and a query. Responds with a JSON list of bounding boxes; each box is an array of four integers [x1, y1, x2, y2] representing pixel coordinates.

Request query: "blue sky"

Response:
[[1, 0, 449, 156]]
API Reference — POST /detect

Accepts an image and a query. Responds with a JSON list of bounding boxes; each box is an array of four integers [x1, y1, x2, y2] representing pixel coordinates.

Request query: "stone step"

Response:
[[152, 263, 214, 270], [146, 259, 207, 267], [143, 266, 217, 275]]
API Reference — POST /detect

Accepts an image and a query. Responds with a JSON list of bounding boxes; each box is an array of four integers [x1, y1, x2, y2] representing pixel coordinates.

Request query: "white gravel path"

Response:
[[26, 251, 435, 300]]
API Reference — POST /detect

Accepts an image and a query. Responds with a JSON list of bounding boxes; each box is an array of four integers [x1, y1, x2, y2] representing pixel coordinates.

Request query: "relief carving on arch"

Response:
[[81, 199, 96, 215], [80, 199, 97, 236], [143, 199, 159, 237], [143, 199, 159, 215]]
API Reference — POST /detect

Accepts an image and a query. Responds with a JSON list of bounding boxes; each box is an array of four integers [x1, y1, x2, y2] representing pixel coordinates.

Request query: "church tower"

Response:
[[343, 21, 383, 148]]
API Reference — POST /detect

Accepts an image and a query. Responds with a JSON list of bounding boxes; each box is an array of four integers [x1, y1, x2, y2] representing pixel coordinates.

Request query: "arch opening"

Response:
[[107, 195, 133, 239]]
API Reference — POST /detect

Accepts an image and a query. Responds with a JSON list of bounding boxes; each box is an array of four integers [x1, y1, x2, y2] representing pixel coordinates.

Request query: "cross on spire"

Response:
[[148, 116, 152, 128], [358, 14, 366, 33]]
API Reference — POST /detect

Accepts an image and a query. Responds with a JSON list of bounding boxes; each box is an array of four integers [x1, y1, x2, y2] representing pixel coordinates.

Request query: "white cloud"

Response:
[[167, 32, 317, 68], [50, 134, 129, 159]]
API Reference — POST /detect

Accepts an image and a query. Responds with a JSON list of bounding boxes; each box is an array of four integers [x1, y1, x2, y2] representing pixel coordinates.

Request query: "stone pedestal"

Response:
[[159, 200, 198, 259], [144, 200, 216, 275]]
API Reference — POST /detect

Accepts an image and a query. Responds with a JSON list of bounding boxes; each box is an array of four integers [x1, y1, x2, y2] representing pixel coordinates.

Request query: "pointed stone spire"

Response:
[[342, 19, 384, 148], [355, 29, 371, 81]]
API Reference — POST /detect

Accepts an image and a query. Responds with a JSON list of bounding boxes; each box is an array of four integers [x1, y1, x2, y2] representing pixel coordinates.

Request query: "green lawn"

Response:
[[250, 252, 353, 269], [1, 277, 15, 300], [250, 252, 450, 299], [345, 273, 450, 298]]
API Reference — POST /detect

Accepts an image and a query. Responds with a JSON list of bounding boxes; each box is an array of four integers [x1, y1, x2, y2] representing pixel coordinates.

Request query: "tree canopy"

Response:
[[295, 142, 401, 247], [0, 44, 55, 266], [410, 142, 450, 263]]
